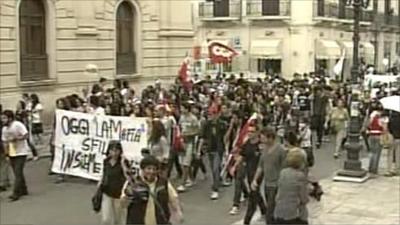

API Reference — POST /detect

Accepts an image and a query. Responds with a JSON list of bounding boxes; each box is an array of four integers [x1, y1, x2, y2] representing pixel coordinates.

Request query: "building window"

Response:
[[257, 59, 281, 74], [338, 0, 346, 19], [116, 1, 136, 75], [262, 0, 280, 16], [223, 61, 232, 72], [214, 0, 229, 17], [205, 61, 231, 73], [206, 61, 216, 71], [317, 0, 325, 17], [19, 0, 48, 81]]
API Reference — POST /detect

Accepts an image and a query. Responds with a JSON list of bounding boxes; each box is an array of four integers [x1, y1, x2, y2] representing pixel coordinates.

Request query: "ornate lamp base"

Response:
[[334, 169, 369, 183]]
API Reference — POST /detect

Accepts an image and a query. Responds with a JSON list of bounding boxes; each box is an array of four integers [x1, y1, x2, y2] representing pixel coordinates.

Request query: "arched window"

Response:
[[116, 1, 136, 75], [19, 0, 48, 81]]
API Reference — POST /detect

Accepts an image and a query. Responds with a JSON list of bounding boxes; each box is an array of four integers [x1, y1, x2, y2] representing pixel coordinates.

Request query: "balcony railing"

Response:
[[314, 1, 373, 23], [377, 13, 400, 28], [199, 1, 241, 20], [247, 0, 290, 19]]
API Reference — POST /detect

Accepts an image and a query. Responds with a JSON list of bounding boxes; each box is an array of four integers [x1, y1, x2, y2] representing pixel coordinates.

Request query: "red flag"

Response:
[[232, 113, 258, 154], [221, 113, 258, 177], [178, 57, 193, 91], [208, 41, 238, 64]]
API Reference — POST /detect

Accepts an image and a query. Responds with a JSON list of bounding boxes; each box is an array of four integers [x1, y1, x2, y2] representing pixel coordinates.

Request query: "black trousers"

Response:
[[244, 177, 266, 225], [312, 115, 325, 145], [10, 155, 28, 196], [192, 156, 206, 179], [274, 218, 308, 225], [167, 151, 182, 178]]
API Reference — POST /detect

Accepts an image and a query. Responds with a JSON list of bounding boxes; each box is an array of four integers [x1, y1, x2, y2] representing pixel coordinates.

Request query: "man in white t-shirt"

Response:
[[1, 110, 29, 201]]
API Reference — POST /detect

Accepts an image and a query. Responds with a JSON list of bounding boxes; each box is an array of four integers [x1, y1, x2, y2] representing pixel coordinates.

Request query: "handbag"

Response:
[[91, 186, 103, 213], [92, 162, 106, 213], [172, 125, 185, 152]]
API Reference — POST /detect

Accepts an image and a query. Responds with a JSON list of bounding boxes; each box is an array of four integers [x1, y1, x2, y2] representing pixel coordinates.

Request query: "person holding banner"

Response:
[[121, 156, 183, 225], [98, 141, 127, 225], [1, 110, 30, 201], [49, 98, 70, 182]]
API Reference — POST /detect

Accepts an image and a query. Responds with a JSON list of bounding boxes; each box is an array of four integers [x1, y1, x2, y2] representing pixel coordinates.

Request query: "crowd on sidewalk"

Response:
[[1, 70, 400, 225]]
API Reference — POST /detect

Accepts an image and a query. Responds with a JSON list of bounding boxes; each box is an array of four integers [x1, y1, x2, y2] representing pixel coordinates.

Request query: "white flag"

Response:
[[333, 50, 346, 77]]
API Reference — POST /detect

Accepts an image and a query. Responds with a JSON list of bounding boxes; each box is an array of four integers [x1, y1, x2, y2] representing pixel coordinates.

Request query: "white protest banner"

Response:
[[51, 110, 148, 181]]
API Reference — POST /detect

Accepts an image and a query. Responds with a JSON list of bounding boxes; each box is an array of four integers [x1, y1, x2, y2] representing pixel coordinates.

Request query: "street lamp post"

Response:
[[334, 0, 369, 182]]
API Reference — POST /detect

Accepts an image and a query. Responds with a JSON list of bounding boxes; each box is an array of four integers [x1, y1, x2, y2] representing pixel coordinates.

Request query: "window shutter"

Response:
[[19, 0, 48, 81], [116, 1, 136, 75]]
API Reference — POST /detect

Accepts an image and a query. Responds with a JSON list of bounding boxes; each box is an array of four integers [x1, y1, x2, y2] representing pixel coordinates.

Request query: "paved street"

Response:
[[1, 138, 398, 225]]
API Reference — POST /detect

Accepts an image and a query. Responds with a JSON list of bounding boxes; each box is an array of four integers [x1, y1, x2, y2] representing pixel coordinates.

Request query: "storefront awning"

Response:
[[360, 42, 375, 64], [316, 40, 341, 59], [340, 41, 354, 58], [250, 40, 282, 59]]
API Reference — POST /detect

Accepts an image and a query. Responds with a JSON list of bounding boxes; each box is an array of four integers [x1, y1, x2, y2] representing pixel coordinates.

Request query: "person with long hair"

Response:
[[0, 104, 11, 192], [1, 110, 30, 201], [29, 94, 44, 145], [148, 120, 170, 178], [15, 100, 38, 160], [98, 141, 127, 225]]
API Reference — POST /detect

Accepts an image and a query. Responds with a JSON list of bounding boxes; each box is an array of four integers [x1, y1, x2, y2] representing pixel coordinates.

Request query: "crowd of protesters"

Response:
[[1, 70, 400, 224]]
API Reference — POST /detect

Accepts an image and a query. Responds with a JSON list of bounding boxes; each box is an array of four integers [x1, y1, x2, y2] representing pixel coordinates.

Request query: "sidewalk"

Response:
[[233, 155, 400, 225], [309, 175, 399, 224]]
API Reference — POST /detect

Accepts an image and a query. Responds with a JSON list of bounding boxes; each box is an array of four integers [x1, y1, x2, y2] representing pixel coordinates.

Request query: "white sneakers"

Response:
[[333, 153, 339, 159], [176, 185, 186, 192], [177, 180, 194, 192], [222, 180, 232, 187], [185, 180, 194, 188], [229, 206, 239, 215], [210, 191, 219, 200]]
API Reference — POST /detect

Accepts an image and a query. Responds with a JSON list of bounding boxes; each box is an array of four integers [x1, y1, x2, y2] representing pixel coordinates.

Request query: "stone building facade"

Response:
[[194, 0, 400, 79], [0, 0, 195, 122]]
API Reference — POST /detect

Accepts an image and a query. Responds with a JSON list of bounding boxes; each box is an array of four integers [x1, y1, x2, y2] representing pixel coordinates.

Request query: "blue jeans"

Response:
[[208, 152, 221, 192], [369, 136, 382, 174]]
